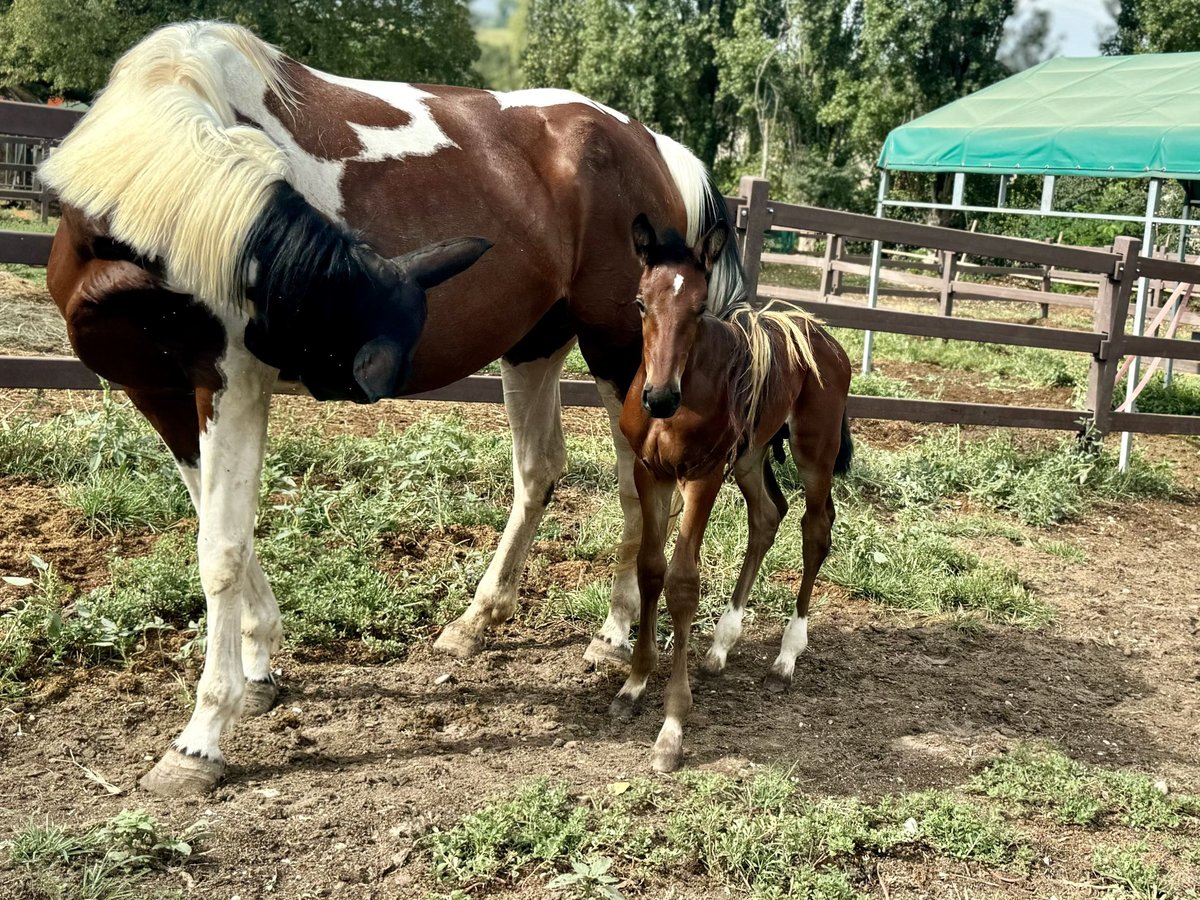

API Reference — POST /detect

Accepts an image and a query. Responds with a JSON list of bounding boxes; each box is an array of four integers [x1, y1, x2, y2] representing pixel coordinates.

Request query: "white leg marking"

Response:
[[589, 379, 640, 659], [704, 604, 745, 673], [172, 347, 274, 762], [436, 342, 572, 655], [176, 461, 280, 686], [770, 615, 809, 682]]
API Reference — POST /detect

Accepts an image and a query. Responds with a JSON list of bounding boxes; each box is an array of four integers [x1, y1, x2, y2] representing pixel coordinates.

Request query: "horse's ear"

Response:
[[393, 237, 493, 290], [631, 213, 656, 265], [353, 336, 405, 402], [698, 220, 729, 273]]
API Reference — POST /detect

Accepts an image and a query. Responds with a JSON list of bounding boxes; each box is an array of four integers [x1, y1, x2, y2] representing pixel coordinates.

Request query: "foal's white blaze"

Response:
[[705, 604, 745, 672], [491, 88, 631, 124], [770, 615, 809, 680], [673, 273, 685, 296]]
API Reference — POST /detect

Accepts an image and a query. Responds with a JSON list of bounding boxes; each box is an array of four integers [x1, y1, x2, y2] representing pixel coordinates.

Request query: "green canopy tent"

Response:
[[871, 52, 1200, 467]]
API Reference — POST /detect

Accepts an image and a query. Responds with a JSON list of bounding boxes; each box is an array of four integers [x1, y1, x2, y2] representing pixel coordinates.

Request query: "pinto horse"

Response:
[[613, 214, 852, 772], [40, 21, 747, 795]]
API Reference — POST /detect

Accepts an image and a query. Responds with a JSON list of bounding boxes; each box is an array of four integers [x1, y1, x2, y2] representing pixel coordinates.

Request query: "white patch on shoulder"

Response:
[[310, 69, 459, 162], [490, 88, 630, 124], [673, 273, 684, 295]]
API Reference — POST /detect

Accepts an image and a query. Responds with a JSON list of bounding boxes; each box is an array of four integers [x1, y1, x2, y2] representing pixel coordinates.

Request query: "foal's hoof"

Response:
[[764, 668, 793, 694], [650, 740, 683, 774], [434, 622, 483, 659], [241, 678, 278, 717], [608, 692, 641, 722], [139, 749, 224, 797], [699, 651, 727, 678], [583, 635, 632, 669]]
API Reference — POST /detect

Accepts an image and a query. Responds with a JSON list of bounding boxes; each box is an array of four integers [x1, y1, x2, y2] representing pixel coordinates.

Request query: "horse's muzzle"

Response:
[[642, 383, 681, 419]]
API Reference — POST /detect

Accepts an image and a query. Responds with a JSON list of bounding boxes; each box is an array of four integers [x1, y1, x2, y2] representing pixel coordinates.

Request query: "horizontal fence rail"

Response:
[[0, 123, 1196, 439]]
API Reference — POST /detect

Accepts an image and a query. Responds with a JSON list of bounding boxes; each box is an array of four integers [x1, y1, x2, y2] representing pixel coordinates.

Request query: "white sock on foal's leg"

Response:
[[765, 615, 808, 693], [702, 604, 745, 675]]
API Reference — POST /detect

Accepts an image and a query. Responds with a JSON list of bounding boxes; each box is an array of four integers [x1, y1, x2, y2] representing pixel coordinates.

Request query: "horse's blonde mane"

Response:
[[40, 21, 294, 308], [729, 301, 823, 431]]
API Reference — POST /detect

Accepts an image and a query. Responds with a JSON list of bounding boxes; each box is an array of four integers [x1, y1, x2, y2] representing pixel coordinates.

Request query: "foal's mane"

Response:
[[721, 301, 823, 436]]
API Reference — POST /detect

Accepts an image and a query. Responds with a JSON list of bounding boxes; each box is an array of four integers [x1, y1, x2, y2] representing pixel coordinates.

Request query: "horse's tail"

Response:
[[834, 409, 854, 476], [651, 132, 746, 315], [39, 21, 292, 309]]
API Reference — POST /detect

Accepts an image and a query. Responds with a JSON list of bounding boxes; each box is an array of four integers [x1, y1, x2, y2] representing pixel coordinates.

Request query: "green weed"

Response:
[[1093, 843, 1171, 899], [971, 746, 1200, 830]]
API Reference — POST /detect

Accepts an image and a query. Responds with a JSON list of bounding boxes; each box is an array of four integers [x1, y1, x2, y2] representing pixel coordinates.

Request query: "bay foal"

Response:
[[614, 214, 852, 772]]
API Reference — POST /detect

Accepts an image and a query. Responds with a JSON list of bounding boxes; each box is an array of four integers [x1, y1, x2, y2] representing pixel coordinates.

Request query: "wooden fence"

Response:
[[0, 102, 81, 221], [0, 100, 1197, 437]]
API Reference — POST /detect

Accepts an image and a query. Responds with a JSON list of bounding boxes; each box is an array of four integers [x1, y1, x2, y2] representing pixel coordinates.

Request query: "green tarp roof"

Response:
[[878, 53, 1200, 179]]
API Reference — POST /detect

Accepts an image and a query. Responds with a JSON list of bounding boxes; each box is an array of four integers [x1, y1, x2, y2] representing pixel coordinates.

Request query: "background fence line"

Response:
[[0, 102, 1198, 438]]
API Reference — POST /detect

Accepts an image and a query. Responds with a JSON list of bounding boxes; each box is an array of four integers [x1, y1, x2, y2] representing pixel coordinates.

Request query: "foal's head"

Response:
[[631, 213, 729, 418]]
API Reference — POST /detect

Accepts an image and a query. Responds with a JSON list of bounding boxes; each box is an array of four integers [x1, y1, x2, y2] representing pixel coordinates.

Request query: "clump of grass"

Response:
[[823, 509, 1049, 626], [849, 371, 916, 398], [66, 468, 191, 535], [4, 809, 204, 900], [844, 430, 1173, 526], [1092, 843, 1171, 898], [970, 745, 1200, 830], [1113, 371, 1200, 417], [429, 768, 1042, 899]]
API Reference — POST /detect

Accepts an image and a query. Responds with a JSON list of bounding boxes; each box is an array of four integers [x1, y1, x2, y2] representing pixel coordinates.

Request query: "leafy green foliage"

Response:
[[4, 810, 205, 900], [1092, 842, 1171, 899], [971, 746, 1200, 830], [0, 0, 479, 100]]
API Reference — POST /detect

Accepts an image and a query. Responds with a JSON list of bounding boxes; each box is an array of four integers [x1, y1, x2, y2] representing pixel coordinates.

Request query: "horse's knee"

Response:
[[198, 537, 252, 597]]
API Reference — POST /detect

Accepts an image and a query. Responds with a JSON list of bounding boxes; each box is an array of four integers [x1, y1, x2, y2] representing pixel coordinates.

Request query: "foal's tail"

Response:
[[39, 21, 292, 308], [833, 410, 854, 476], [651, 132, 746, 316]]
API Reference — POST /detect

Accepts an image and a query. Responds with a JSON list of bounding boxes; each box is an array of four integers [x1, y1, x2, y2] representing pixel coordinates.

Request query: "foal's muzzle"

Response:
[[642, 383, 681, 418]]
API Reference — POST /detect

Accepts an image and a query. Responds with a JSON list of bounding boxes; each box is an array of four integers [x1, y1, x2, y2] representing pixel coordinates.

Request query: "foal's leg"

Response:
[[126, 387, 281, 718], [702, 449, 786, 676], [765, 462, 835, 694], [651, 473, 723, 773], [610, 463, 674, 719], [140, 351, 276, 796], [585, 379, 642, 667], [435, 341, 573, 657]]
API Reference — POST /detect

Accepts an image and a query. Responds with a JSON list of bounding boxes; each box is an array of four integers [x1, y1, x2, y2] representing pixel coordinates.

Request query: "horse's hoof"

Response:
[[609, 693, 639, 722], [139, 749, 224, 797], [764, 668, 792, 694], [583, 635, 632, 669], [434, 622, 483, 658], [650, 741, 683, 773], [699, 652, 726, 678], [241, 679, 278, 717]]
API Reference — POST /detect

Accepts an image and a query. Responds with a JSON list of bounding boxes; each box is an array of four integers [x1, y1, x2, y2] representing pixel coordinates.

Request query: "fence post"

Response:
[[1086, 236, 1140, 434], [831, 236, 845, 296], [737, 175, 770, 302], [938, 250, 957, 316], [817, 232, 836, 299], [1039, 264, 1051, 319]]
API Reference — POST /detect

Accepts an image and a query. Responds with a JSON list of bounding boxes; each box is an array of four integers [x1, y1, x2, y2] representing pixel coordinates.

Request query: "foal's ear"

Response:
[[393, 237, 493, 290], [631, 213, 657, 265], [698, 220, 730, 274]]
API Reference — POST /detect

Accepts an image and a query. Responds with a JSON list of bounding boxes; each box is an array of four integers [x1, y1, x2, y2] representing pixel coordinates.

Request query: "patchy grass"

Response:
[[1092, 842, 1172, 899], [426, 766, 1038, 899], [970, 745, 1200, 830], [3, 809, 205, 900]]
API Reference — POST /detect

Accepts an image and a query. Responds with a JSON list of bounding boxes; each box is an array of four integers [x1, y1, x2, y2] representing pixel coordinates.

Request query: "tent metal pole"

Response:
[[1165, 201, 1191, 387], [861, 170, 891, 376], [1119, 177, 1161, 470]]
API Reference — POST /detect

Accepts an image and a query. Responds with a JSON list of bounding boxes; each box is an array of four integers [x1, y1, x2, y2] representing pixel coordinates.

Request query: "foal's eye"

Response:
[[634, 296, 645, 314]]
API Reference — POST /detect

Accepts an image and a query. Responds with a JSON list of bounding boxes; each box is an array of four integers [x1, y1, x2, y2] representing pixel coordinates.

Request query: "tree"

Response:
[[1102, 0, 1200, 54], [522, 0, 740, 167], [998, 0, 1060, 72], [0, 0, 480, 100]]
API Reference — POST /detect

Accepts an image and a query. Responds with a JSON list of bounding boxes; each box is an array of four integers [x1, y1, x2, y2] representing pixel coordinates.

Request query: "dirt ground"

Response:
[[1, 386, 1198, 899]]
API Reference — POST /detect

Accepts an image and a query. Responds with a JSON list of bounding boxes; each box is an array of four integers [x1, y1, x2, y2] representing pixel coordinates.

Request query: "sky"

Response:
[[1029, 0, 1117, 56]]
